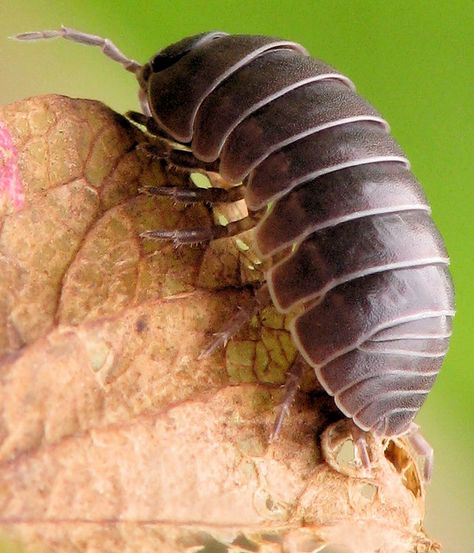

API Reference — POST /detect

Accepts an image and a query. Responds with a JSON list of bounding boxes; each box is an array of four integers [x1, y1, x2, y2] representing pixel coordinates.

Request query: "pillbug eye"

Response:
[[150, 32, 227, 73], [150, 52, 187, 73]]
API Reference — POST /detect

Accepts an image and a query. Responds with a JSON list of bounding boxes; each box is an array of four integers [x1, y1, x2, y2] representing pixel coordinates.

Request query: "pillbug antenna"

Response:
[[13, 26, 142, 74], [13, 26, 151, 114]]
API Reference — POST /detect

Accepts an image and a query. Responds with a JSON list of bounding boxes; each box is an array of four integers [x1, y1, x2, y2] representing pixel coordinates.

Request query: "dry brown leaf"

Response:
[[0, 95, 441, 553]]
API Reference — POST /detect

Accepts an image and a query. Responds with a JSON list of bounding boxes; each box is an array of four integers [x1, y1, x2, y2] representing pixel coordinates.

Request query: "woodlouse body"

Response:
[[140, 32, 455, 438], [16, 29, 455, 445]]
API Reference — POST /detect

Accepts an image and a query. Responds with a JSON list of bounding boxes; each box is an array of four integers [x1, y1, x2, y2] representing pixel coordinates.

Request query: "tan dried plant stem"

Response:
[[0, 95, 440, 553]]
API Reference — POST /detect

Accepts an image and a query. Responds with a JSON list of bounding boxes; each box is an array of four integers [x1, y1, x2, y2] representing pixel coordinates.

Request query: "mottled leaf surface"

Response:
[[0, 96, 439, 553]]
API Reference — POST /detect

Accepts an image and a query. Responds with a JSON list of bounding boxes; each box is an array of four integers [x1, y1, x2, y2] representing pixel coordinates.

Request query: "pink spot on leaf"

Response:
[[0, 121, 25, 209]]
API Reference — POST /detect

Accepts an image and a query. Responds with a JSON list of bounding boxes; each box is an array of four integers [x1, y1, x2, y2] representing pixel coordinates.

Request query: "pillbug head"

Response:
[[136, 31, 228, 137], [137, 32, 227, 90]]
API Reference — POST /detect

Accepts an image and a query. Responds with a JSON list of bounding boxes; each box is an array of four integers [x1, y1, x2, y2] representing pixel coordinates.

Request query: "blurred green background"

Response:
[[1, 1, 472, 551]]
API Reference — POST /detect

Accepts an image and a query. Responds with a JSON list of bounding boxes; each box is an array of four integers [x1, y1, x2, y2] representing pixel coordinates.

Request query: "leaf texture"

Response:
[[0, 95, 440, 553]]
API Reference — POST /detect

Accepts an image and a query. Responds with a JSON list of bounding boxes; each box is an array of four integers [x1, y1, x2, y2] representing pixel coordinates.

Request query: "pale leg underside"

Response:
[[404, 423, 434, 482]]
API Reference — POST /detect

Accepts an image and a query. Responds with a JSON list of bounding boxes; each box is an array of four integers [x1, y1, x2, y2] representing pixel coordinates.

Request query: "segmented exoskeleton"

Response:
[[16, 28, 455, 479]]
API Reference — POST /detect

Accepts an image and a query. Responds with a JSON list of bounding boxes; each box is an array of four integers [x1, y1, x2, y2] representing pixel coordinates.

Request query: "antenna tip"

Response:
[[10, 30, 60, 41]]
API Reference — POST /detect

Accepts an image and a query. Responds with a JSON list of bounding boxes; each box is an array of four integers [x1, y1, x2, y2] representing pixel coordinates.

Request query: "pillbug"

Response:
[[15, 27, 455, 479]]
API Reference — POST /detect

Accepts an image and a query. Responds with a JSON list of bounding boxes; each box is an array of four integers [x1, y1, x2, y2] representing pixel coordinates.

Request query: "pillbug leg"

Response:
[[405, 423, 434, 482], [139, 183, 245, 204], [140, 213, 259, 245], [199, 285, 271, 359], [128, 112, 232, 200], [350, 426, 372, 471], [198, 301, 258, 360], [270, 355, 306, 442], [14, 26, 141, 73], [138, 89, 152, 117], [127, 111, 174, 140], [127, 111, 220, 171]]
